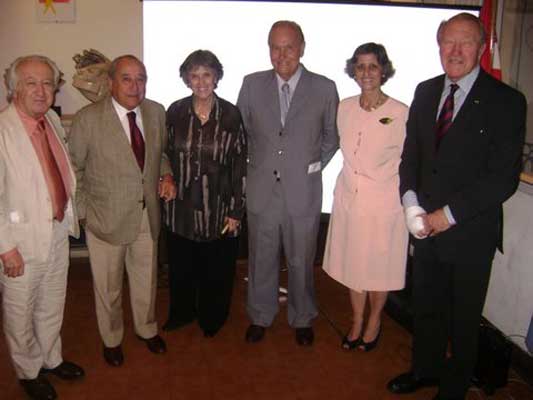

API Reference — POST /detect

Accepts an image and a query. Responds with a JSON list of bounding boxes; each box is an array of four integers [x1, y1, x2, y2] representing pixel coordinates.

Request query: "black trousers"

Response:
[[166, 232, 239, 333], [412, 240, 494, 400]]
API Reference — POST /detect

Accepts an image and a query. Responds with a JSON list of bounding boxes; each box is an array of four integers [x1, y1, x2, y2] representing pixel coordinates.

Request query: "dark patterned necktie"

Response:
[[127, 111, 145, 171], [436, 83, 459, 148]]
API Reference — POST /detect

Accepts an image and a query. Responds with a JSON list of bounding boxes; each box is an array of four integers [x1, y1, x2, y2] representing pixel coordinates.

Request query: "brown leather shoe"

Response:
[[103, 345, 124, 367], [295, 327, 314, 346], [138, 334, 167, 354], [40, 361, 85, 380], [19, 375, 57, 400], [245, 324, 265, 343]]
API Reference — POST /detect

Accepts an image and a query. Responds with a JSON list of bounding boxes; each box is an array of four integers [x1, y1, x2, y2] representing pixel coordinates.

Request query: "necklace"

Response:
[[359, 92, 387, 112], [193, 97, 213, 122], [196, 111, 209, 120]]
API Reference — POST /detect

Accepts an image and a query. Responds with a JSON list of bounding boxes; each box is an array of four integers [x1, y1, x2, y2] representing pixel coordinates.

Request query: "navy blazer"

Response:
[[399, 69, 526, 260]]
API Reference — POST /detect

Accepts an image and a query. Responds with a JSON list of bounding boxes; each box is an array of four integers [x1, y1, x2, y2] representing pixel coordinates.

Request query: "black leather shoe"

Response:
[[19, 376, 57, 400], [295, 327, 314, 346], [138, 334, 167, 354], [387, 371, 439, 394], [40, 361, 84, 380], [245, 324, 265, 343], [103, 345, 124, 367]]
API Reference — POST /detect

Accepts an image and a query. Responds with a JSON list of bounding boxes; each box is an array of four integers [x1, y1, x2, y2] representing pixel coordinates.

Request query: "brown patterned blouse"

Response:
[[163, 95, 247, 241]]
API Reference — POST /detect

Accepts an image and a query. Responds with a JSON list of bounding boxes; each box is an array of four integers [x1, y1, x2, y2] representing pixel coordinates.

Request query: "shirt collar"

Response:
[[111, 97, 141, 119], [276, 64, 303, 92], [14, 103, 46, 137], [444, 65, 480, 95]]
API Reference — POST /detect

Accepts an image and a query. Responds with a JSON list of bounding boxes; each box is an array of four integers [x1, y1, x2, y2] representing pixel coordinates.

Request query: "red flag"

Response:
[[479, 0, 502, 80]]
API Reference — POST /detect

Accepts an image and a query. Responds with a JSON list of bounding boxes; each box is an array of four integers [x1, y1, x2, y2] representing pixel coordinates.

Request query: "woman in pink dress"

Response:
[[322, 43, 408, 351]]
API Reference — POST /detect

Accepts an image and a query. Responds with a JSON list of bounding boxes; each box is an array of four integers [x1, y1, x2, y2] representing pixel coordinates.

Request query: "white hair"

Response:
[[5, 55, 61, 102]]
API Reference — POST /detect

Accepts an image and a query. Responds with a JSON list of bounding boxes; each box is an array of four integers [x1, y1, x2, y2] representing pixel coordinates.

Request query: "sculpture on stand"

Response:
[[72, 49, 111, 103]]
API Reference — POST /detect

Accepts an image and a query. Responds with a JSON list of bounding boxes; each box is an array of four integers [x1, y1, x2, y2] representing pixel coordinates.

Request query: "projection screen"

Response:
[[143, 0, 479, 213]]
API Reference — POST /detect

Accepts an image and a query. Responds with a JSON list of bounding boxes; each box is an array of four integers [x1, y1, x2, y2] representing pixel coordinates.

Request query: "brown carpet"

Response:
[[1, 258, 532, 400]]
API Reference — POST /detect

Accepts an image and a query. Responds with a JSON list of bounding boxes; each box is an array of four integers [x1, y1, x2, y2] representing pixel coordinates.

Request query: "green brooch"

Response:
[[379, 117, 393, 125]]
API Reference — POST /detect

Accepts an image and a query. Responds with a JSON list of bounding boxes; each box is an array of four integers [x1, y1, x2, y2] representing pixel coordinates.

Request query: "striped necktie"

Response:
[[436, 83, 459, 148]]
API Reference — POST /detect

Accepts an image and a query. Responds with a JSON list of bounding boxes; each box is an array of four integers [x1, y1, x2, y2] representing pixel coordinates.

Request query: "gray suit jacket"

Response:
[[69, 96, 172, 245], [237, 66, 339, 217]]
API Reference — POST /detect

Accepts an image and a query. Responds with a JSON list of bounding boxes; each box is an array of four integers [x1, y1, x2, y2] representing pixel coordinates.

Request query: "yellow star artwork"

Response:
[[43, 0, 56, 15], [37, 0, 75, 23]]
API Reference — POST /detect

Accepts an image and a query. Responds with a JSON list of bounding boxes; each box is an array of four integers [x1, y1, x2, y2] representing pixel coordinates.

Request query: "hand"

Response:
[[159, 174, 177, 202], [223, 217, 240, 234], [404, 206, 431, 239], [1, 249, 25, 278], [427, 208, 451, 236]]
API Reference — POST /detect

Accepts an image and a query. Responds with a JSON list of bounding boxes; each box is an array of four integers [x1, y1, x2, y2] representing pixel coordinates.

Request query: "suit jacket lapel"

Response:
[[103, 97, 141, 172], [448, 71, 486, 134], [5, 105, 43, 183], [440, 71, 487, 145], [424, 76, 445, 151], [45, 110, 76, 195], [139, 101, 153, 177], [285, 67, 311, 127], [266, 71, 281, 127]]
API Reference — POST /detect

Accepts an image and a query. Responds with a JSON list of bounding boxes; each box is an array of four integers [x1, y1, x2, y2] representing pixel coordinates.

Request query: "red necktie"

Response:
[[436, 83, 459, 148], [37, 119, 68, 221], [127, 111, 145, 171]]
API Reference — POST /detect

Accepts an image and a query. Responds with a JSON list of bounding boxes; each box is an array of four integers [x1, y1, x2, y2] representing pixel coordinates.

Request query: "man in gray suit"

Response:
[[237, 20, 339, 346], [69, 55, 176, 366]]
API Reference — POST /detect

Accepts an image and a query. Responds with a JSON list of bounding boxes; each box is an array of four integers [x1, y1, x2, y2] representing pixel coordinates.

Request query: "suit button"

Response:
[[278, 150, 283, 155]]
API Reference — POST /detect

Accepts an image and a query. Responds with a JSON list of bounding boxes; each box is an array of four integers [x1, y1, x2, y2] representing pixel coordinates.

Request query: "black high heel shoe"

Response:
[[341, 333, 362, 350], [358, 326, 381, 352]]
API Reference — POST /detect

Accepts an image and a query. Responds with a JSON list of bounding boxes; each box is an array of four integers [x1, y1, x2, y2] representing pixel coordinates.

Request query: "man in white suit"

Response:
[[0, 55, 84, 400]]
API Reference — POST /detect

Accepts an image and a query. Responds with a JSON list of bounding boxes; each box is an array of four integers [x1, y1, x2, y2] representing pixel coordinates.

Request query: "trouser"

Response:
[[167, 233, 239, 332], [1, 219, 69, 379], [86, 208, 158, 347], [412, 240, 494, 399], [246, 182, 319, 328]]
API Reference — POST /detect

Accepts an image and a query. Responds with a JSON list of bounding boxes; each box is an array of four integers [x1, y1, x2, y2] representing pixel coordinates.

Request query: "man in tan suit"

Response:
[[0, 55, 84, 400], [69, 55, 176, 367]]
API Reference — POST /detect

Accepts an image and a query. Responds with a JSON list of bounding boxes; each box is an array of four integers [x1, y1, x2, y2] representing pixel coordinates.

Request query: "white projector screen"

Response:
[[143, 0, 478, 213]]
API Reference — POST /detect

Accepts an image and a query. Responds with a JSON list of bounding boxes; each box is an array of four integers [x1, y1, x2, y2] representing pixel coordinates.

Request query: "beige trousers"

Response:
[[86, 209, 158, 347], [1, 219, 69, 379]]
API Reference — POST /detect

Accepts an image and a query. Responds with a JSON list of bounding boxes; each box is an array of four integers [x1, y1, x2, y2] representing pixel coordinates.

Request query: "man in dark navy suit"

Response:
[[387, 13, 526, 400]]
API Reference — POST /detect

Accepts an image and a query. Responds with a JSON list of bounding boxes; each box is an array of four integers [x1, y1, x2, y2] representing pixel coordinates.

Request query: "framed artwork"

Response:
[[36, 0, 76, 23]]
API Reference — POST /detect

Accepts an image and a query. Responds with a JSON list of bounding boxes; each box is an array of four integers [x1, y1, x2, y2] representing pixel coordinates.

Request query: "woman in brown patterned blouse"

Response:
[[162, 50, 247, 337]]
